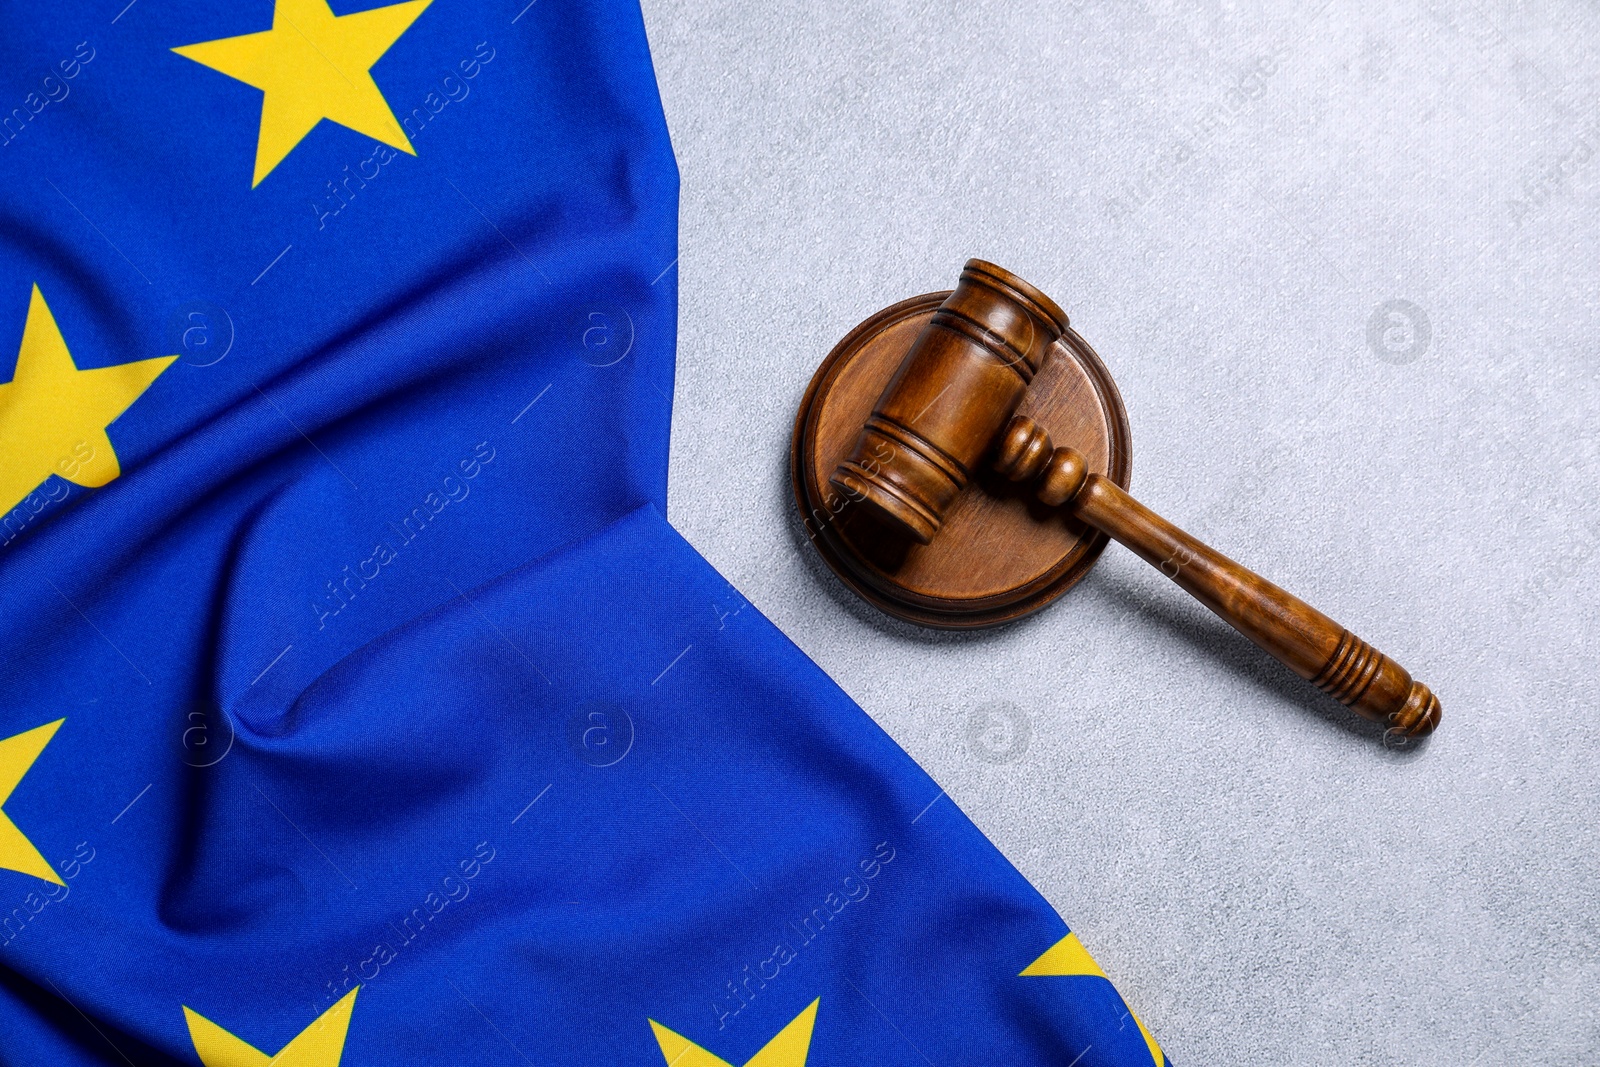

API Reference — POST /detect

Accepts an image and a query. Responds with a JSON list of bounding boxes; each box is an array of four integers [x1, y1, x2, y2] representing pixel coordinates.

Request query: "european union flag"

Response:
[[0, 1, 1168, 1064]]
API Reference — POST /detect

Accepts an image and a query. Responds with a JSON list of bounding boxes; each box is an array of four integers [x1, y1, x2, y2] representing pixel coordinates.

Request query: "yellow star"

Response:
[[173, 0, 432, 187], [1022, 933, 1165, 1066], [649, 998, 819, 1067], [184, 987, 359, 1067], [0, 719, 66, 885], [0, 285, 175, 518]]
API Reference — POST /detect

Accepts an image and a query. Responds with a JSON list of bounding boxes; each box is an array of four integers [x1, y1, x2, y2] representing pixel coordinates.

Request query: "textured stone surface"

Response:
[[642, 1, 1600, 1063]]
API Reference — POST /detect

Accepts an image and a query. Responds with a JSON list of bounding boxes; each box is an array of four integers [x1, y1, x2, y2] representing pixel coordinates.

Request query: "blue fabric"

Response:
[[0, 1, 1164, 1064]]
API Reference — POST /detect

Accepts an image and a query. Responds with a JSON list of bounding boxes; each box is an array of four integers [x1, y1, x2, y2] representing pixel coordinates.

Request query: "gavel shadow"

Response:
[[781, 454, 1426, 754], [1076, 565, 1428, 756]]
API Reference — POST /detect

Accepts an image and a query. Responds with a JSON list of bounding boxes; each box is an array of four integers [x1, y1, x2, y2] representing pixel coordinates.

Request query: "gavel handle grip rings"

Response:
[[995, 415, 1441, 738]]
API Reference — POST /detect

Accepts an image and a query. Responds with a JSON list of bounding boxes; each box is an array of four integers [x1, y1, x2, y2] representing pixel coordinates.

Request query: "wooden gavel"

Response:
[[829, 260, 1440, 738]]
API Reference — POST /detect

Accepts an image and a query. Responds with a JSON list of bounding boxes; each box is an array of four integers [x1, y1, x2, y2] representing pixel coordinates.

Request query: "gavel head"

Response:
[[829, 259, 1070, 544]]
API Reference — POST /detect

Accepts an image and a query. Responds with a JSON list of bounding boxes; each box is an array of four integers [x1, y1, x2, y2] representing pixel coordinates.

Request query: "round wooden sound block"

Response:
[[792, 292, 1132, 628]]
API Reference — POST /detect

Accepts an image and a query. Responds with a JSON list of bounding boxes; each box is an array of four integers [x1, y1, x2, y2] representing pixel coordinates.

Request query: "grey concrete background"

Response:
[[641, 1, 1599, 1063]]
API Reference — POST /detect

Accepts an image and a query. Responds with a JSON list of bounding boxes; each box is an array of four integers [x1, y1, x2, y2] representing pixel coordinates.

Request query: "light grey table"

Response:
[[642, 1, 1600, 1063]]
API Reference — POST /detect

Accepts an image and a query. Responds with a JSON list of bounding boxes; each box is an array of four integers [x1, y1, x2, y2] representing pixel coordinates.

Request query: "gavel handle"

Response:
[[996, 416, 1440, 737]]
